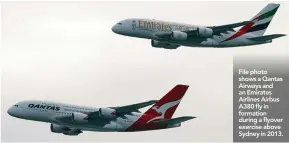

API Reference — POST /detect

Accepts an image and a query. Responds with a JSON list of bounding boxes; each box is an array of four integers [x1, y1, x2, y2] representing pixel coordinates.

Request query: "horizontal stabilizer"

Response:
[[248, 34, 286, 41], [153, 116, 196, 125]]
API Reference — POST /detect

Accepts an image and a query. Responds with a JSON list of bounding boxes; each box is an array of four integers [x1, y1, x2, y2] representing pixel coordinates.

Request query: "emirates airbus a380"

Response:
[[112, 3, 285, 49], [7, 85, 194, 136]]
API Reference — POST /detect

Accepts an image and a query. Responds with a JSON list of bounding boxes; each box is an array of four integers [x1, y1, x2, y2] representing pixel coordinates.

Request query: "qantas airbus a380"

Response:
[[8, 85, 194, 136], [112, 3, 285, 49]]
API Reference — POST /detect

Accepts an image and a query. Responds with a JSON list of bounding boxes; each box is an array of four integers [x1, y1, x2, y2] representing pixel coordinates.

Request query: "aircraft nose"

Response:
[[7, 106, 19, 117], [7, 107, 14, 116], [111, 24, 118, 33], [112, 23, 124, 34]]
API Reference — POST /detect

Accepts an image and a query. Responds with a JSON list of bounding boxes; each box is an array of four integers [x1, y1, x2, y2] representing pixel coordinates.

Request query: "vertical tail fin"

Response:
[[246, 3, 280, 36], [126, 85, 189, 131], [144, 84, 189, 121]]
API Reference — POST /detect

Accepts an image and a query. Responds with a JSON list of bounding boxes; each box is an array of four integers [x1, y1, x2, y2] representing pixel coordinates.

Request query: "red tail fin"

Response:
[[127, 85, 189, 131], [126, 85, 189, 131], [145, 84, 189, 120]]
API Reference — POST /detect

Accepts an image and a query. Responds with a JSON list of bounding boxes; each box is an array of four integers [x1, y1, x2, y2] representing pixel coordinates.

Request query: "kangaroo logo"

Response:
[[146, 99, 181, 123]]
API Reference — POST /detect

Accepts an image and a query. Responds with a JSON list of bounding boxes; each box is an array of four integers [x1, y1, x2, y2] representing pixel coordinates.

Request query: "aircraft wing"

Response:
[[153, 116, 196, 125], [185, 21, 253, 35], [154, 21, 252, 39], [209, 21, 253, 33], [51, 100, 158, 122], [112, 100, 158, 113], [87, 100, 158, 118]]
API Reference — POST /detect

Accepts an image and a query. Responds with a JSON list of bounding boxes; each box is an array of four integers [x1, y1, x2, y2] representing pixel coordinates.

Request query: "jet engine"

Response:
[[171, 31, 188, 41], [50, 124, 69, 133], [99, 108, 116, 119], [72, 112, 89, 124], [63, 129, 82, 136], [197, 27, 213, 37], [151, 40, 180, 49]]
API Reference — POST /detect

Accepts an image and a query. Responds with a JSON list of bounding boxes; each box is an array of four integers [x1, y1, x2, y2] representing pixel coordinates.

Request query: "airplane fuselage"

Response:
[[112, 18, 270, 48], [7, 85, 192, 136], [7, 100, 173, 133]]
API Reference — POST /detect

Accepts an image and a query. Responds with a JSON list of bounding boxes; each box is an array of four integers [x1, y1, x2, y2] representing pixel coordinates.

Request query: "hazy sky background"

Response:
[[1, 1, 289, 142]]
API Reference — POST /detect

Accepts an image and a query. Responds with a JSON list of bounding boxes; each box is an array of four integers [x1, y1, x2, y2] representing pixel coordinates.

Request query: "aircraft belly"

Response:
[[53, 120, 128, 132], [167, 39, 214, 48], [67, 124, 118, 132]]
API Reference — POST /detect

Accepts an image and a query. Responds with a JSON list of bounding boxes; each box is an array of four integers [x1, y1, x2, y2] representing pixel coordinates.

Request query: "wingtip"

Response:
[[185, 116, 197, 120], [190, 116, 197, 119], [275, 34, 286, 38]]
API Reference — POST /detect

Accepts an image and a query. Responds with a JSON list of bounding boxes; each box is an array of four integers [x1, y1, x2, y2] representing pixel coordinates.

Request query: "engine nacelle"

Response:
[[50, 124, 68, 133], [171, 31, 188, 41], [50, 124, 82, 136], [197, 27, 213, 37], [63, 129, 82, 136], [99, 108, 116, 119], [151, 40, 167, 48], [151, 40, 180, 49], [72, 112, 89, 124]]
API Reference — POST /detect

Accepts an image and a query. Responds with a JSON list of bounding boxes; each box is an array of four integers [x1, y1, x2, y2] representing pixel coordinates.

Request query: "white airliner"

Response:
[[8, 85, 194, 136], [112, 3, 285, 49]]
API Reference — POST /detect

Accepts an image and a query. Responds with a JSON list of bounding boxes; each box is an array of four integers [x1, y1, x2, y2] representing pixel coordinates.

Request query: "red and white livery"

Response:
[[8, 85, 194, 135]]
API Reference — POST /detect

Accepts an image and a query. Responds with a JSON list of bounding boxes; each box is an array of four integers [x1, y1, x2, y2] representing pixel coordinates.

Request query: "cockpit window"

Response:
[[13, 105, 18, 107], [117, 23, 122, 25]]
